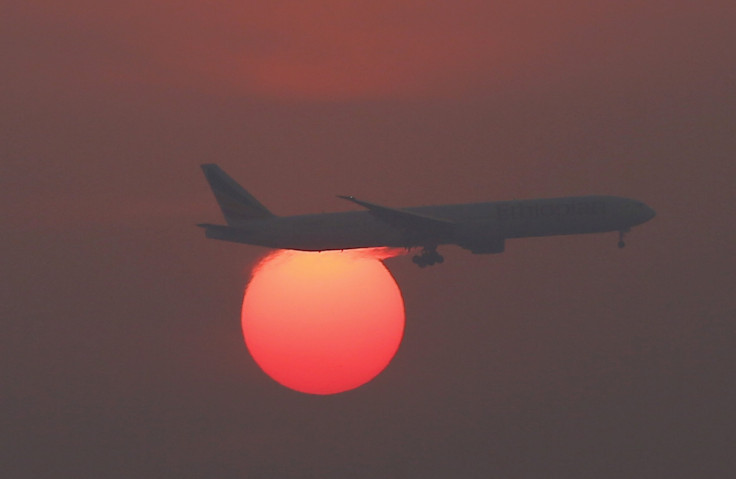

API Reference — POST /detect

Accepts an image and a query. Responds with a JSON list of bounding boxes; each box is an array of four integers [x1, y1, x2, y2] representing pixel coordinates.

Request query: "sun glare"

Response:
[[241, 249, 405, 394]]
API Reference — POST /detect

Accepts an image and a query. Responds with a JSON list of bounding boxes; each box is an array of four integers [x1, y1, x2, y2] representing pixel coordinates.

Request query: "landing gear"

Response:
[[412, 247, 444, 268], [618, 230, 627, 249]]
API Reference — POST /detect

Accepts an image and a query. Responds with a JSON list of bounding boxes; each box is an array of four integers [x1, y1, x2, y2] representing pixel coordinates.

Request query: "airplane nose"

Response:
[[642, 204, 656, 222], [629, 201, 655, 225], [640, 205, 657, 223]]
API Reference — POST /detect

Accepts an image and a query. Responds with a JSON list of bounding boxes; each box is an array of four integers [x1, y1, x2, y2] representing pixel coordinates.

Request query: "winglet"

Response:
[[337, 195, 363, 206]]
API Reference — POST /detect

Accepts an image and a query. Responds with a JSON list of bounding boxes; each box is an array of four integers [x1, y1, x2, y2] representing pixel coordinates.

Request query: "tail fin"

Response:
[[201, 164, 275, 225]]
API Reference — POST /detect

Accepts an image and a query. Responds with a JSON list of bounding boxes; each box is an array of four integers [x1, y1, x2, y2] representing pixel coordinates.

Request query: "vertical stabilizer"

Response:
[[201, 164, 275, 224]]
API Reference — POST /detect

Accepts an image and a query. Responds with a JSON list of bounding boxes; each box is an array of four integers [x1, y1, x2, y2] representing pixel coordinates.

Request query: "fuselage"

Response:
[[204, 195, 655, 252]]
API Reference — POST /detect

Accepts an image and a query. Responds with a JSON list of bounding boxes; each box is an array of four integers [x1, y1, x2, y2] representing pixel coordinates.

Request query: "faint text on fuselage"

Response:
[[497, 201, 606, 221]]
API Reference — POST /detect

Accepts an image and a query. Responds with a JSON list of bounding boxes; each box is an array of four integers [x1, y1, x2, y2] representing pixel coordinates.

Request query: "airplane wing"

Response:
[[337, 195, 455, 234]]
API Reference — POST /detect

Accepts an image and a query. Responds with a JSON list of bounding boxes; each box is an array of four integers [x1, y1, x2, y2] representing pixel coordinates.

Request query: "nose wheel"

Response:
[[618, 230, 627, 248], [412, 247, 444, 267]]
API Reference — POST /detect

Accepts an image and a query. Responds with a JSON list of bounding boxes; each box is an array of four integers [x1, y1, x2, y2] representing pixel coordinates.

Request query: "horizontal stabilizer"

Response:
[[196, 223, 250, 243]]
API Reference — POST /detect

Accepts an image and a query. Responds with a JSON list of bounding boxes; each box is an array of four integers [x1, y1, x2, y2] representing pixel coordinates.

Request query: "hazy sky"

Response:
[[3, 2, 734, 477]]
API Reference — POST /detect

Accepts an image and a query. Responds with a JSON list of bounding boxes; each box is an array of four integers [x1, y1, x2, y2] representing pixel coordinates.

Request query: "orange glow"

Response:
[[242, 249, 405, 394]]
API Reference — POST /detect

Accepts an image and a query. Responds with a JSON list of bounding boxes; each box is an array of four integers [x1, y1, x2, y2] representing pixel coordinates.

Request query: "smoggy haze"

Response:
[[2, 2, 734, 477]]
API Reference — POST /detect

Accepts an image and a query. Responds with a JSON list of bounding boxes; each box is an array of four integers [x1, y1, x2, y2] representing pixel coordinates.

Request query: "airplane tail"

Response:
[[201, 164, 275, 225]]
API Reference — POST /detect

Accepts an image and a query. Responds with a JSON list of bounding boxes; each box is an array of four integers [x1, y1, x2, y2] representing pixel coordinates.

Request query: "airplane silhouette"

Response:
[[198, 164, 655, 267]]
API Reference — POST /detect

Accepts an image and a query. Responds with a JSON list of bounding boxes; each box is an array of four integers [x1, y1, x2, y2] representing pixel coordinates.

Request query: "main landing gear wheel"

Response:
[[618, 230, 627, 249], [412, 248, 444, 268]]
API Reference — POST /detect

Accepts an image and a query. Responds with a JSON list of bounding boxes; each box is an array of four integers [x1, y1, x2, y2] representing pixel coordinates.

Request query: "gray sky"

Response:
[[2, 1, 734, 477]]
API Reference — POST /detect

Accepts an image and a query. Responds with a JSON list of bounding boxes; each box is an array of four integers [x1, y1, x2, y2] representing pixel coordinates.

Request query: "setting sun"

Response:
[[241, 249, 405, 394]]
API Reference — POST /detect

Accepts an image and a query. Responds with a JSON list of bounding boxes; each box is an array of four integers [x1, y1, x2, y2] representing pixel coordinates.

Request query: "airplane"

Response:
[[198, 164, 656, 267]]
